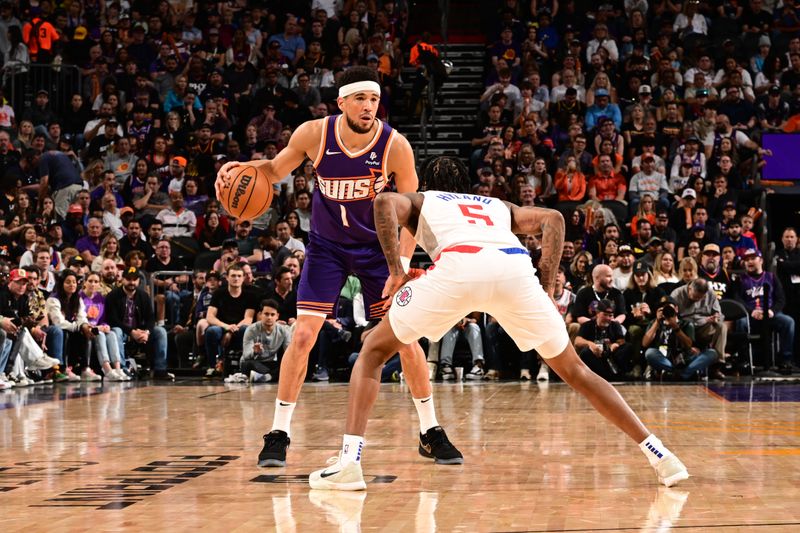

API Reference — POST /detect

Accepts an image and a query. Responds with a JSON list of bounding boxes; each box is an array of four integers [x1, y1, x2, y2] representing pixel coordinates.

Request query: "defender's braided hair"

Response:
[[419, 156, 470, 194]]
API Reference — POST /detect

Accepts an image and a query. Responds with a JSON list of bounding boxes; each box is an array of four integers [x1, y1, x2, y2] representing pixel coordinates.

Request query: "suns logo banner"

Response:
[[316, 169, 387, 202]]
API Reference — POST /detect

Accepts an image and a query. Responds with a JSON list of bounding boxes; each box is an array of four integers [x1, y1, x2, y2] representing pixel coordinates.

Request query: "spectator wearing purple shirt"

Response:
[[76, 217, 103, 263]]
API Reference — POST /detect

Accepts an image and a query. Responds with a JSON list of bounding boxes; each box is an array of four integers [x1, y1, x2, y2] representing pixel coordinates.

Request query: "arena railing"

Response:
[[5, 62, 83, 119]]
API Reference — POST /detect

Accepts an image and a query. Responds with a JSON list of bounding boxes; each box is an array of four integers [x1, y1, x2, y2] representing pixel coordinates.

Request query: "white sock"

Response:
[[639, 434, 673, 466], [413, 395, 439, 433], [340, 434, 365, 465], [271, 399, 296, 436]]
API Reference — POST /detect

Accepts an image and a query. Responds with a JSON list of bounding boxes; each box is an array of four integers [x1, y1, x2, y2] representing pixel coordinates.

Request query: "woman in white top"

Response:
[[46, 270, 101, 381]]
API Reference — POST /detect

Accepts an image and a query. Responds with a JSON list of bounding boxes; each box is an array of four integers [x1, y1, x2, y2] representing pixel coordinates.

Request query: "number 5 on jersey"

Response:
[[458, 204, 494, 226]]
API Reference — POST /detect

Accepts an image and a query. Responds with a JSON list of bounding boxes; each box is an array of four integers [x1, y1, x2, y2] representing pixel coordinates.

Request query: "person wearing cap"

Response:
[[612, 244, 636, 291], [720, 216, 757, 259], [670, 135, 707, 184], [105, 267, 173, 381], [83, 102, 123, 146], [575, 299, 634, 380], [249, 103, 283, 144], [0, 268, 62, 381], [643, 294, 717, 380], [585, 88, 622, 130], [625, 259, 667, 362], [698, 243, 738, 301], [757, 85, 790, 131], [20, 87, 57, 129], [738, 248, 796, 374], [629, 157, 671, 213]]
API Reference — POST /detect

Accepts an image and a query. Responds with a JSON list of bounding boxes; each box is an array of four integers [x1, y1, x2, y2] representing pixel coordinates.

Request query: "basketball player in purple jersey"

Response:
[[216, 67, 462, 467]]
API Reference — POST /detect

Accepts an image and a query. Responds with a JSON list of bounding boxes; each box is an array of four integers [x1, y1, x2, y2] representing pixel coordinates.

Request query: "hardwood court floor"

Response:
[[2, 379, 800, 532]]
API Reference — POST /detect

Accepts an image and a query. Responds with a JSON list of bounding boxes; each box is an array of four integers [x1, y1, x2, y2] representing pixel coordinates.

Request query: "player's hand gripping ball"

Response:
[[217, 163, 273, 220]]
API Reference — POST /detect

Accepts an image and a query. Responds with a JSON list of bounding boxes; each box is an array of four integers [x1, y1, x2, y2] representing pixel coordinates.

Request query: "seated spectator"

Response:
[[720, 217, 757, 259], [263, 266, 298, 324], [671, 278, 725, 372], [629, 157, 670, 212], [566, 250, 593, 293], [119, 218, 154, 260], [46, 270, 100, 381], [147, 238, 189, 327], [80, 271, 127, 381], [76, 217, 103, 263], [572, 264, 627, 326], [275, 218, 306, 254], [157, 190, 197, 240], [624, 260, 666, 360], [585, 89, 622, 130], [643, 296, 717, 380], [698, 243, 738, 301], [588, 154, 627, 224], [437, 314, 485, 381], [91, 234, 123, 273], [575, 299, 634, 380], [204, 263, 258, 376], [738, 248, 796, 374], [653, 252, 681, 292], [554, 155, 587, 207], [612, 244, 635, 290], [241, 299, 292, 383], [106, 266, 173, 381]]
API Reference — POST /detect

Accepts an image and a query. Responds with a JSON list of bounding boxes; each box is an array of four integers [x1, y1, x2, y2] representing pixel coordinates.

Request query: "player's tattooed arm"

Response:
[[506, 203, 565, 297], [374, 192, 423, 275]]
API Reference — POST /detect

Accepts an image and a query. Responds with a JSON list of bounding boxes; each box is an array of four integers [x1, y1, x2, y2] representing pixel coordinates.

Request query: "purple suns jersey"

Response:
[[312, 115, 397, 245]]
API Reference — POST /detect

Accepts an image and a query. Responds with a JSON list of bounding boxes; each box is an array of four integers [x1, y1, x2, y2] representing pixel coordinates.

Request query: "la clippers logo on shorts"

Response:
[[396, 286, 412, 307]]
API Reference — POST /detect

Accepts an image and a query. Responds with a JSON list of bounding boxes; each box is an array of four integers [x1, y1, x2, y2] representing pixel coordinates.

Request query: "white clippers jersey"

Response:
[[414, 191, 524, 260]]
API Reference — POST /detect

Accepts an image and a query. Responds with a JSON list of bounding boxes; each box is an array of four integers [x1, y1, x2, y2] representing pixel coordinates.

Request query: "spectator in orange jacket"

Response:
[[589, 154, 628, 223]]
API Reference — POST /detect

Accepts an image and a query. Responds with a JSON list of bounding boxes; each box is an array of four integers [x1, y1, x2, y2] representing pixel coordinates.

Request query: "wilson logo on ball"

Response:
[[230, 173, 254, 209]]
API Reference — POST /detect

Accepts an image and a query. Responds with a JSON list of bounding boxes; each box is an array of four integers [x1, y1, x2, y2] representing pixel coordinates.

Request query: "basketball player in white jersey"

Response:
[[310, 157, 689, 490]]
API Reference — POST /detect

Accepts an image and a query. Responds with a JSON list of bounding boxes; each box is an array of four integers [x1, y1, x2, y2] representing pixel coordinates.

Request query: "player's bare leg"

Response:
[[345, 320, 406, 436], [276, 314, 327, 403], [258, 313, 326, 467], [310, 319, 462, 489], [397, 341, 431, 399], [546, 342, 689, 487]]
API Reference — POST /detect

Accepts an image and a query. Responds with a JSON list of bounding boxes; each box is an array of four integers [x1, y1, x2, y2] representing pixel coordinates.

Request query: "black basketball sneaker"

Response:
[[258, 430, 291, 467], [418, 426, 464, 464]]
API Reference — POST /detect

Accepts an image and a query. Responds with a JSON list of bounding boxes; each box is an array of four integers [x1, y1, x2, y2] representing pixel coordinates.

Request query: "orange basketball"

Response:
[[221, 165, 273, 220]]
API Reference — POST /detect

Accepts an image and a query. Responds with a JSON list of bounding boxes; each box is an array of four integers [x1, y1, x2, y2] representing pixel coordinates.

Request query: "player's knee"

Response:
[[290, 326, 319, 353]]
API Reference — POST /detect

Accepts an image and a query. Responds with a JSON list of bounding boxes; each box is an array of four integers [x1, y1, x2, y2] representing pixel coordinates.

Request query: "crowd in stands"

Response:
[[459, 0, 799, 382], [0, 0, 410, 389], [0, 0, 799, 390]]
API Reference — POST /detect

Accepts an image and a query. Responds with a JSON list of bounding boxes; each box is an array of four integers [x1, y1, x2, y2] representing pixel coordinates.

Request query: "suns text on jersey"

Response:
[[316, 170, 387, 202]]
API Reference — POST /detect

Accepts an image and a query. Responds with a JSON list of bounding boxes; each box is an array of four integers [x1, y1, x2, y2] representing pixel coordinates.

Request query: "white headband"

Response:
[[338, 81, 381, 99]]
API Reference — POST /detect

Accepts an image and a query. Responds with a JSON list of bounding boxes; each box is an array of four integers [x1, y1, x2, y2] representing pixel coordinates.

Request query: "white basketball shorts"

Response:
[[388, 247, 570, 358]]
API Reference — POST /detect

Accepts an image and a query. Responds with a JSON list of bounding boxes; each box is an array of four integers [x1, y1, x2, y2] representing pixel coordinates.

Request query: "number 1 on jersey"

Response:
[[340, 204, 350, 227], [458, 204, 494, 226]]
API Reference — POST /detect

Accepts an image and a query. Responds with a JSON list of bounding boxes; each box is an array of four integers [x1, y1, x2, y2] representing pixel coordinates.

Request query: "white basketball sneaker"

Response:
[[309, 455, 366, 491], [653, 454, 690, 487]]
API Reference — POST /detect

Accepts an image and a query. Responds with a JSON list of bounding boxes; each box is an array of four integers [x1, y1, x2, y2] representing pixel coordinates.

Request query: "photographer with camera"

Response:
[[575, 299, 635, 380], [643, 296, 717, 380]]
